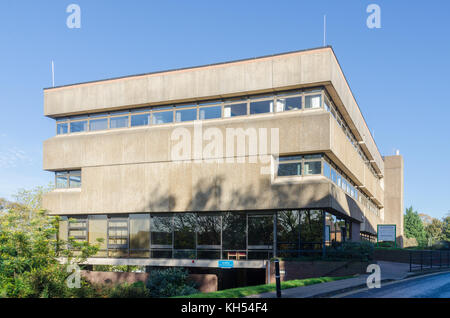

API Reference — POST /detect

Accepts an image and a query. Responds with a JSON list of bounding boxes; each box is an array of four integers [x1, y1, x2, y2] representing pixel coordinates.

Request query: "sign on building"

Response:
[[377, 224, 397, 247]]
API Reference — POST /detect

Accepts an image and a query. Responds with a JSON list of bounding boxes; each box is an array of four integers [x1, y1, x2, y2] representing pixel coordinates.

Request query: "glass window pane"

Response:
[[58, 217, 68, 242], [277, 210, 300, 255], [199, 106, 222, 120], [223, 103, 247, 117], [108, 218, 128, 250], [305, 94, 322, 109], [331, 168, 337, 184], [56, 174, 68, 189], [150, 215, 172, 247], [57, 123, 68, 135], [222, 213, 246, 250], [89, 215, 107, 255], [69, 174, 81, 188], [70, 121, 87, 133], [110, 116, 129, 129], [278, 163, 301, 177], [300, 210, 324, 248], [323, 161, 330, 178], [248, 215, 273, 249], [152, 111, 173, 124], [304, 161, 322, 175], [175, 108, 197, 122], [131, 114, 149, 127], [276, 96, 302, 112], [173, 213, 196, 250], [250, 100, 273, 114], [197, 214, 221, 248], [130, 214, 150, 256], [89, 118, 108, 131]]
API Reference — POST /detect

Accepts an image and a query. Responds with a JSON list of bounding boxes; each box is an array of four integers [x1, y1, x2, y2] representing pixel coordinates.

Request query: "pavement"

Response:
[[247, 261, 444, 298]]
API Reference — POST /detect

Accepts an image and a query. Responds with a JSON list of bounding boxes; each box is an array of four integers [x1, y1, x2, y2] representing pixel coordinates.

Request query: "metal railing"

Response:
[[409, 250, 450, 272]]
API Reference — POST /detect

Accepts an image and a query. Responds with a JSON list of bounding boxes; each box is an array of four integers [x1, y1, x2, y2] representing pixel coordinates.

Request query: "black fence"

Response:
[[409, 250, 450, 272]]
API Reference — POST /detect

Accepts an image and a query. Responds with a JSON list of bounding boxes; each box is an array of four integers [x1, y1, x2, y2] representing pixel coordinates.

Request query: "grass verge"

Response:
[[174, 275, 355, 298]]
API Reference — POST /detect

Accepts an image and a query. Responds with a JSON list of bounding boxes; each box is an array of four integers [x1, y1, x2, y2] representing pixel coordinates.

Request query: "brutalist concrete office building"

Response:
[[43, 47, 404, 271]]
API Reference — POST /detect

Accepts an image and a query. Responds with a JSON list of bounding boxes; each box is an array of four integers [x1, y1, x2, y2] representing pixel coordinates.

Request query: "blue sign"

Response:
[[218, 260, 234, 268]]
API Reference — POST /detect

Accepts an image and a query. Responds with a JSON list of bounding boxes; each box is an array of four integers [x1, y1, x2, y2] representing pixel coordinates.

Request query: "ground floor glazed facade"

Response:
[[58, 209, 356, 263]]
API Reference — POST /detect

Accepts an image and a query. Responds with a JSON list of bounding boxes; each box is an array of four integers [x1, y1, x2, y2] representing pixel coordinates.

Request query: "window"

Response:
[[108, 217, 129, 258], [224, 103, 247, 117], [130, 214, 150, 258], [277, 210, 300, 257], [173, 213, 196, 259], [250, 100, 273, 114], [70, 120, 88, 133], [89, 215, 107, 257], [57, 123, 68, 135], [131, 113, 149, 127], [248, 214, 273, 259], [152, 110, 173, 124], [110, 115, 129, 129], [175, 107, 197, 122], [323, 161, 331, 178], [197, 214, 221, 259], [277, 155, 302, 177], [305, 94, 322, 109], [330, 168, 337, 184], [276, 96, 302, 112], [55, 170, 81, 189], [222, 212, 246, 259], [150, 215, 172, 258], [304, 161, 321, 175], [56, 172, 68, 189], [199, 105, 222, 120], [89, 118, 108, 131], [300, 210, 323, 251], [68, 217, 87, 247]]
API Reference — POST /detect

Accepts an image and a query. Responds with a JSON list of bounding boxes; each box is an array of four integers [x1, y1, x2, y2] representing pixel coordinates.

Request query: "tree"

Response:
[[425, 218, 444, 245], [0, 186, 101, 298], [443, 214, 450, 242], [404, 206, 427, 246]]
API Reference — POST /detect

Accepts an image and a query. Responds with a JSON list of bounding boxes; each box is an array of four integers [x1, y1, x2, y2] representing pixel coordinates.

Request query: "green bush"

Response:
[[326, 241, 374, 261], [146, 268, 198, 298], [107, 281, 150, 298]]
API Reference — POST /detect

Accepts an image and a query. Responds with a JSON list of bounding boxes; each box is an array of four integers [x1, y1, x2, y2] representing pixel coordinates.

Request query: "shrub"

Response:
[[327, 241, 374, 261], [107, 282, 150, 298], [146, 268, 198, 298]]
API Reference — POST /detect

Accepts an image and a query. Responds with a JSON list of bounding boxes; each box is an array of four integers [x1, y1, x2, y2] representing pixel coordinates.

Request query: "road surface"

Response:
[[344, 272, 450, 298]]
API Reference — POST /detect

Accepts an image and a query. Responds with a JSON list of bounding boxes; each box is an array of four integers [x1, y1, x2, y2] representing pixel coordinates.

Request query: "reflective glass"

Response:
[[131, 113, 149, 127], [110, 116, 129, 129], [57, 123, 68, 135], [70, 121, 87, 133], [175, 108, 197, 122], [223, 103, 247, 117], [250, 100, 273, 114], [89, 118, 108, 131], [305, 94, 322, 109], [199, 106, 222, 120], [152, 111, 173, 124]]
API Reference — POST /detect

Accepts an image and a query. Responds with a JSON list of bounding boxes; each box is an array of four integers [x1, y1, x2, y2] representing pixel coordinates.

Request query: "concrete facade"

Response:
[[42, 47, 405, 266]]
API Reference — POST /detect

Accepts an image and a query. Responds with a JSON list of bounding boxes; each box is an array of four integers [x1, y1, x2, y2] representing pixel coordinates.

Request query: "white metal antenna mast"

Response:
[[323, 15, 327, 46], [51, 60, 55, 87]]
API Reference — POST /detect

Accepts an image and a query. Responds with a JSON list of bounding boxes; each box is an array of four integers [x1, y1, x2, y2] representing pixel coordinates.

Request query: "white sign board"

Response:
[[378, 225, 396, 242]]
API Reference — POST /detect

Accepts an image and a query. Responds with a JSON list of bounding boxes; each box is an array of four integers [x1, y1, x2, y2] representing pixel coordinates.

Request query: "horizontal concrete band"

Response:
[[59, 257, 267, 269]]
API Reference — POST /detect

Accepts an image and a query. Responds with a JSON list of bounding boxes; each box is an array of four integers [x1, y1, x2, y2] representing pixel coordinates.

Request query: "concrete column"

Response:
[[383, 155, 404, 247]]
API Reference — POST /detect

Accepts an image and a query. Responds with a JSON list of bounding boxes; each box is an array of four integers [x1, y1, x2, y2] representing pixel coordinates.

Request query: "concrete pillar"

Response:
[[351, 222, 361, 242], [383, 155, 404, 247]]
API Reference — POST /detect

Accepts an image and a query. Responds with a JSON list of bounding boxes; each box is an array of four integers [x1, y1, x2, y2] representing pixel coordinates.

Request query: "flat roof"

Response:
[[44, 46, 332, 91]]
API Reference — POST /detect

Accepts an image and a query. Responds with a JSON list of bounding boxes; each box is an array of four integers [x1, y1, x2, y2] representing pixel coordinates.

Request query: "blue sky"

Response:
[[0, 1, 448, 219]]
